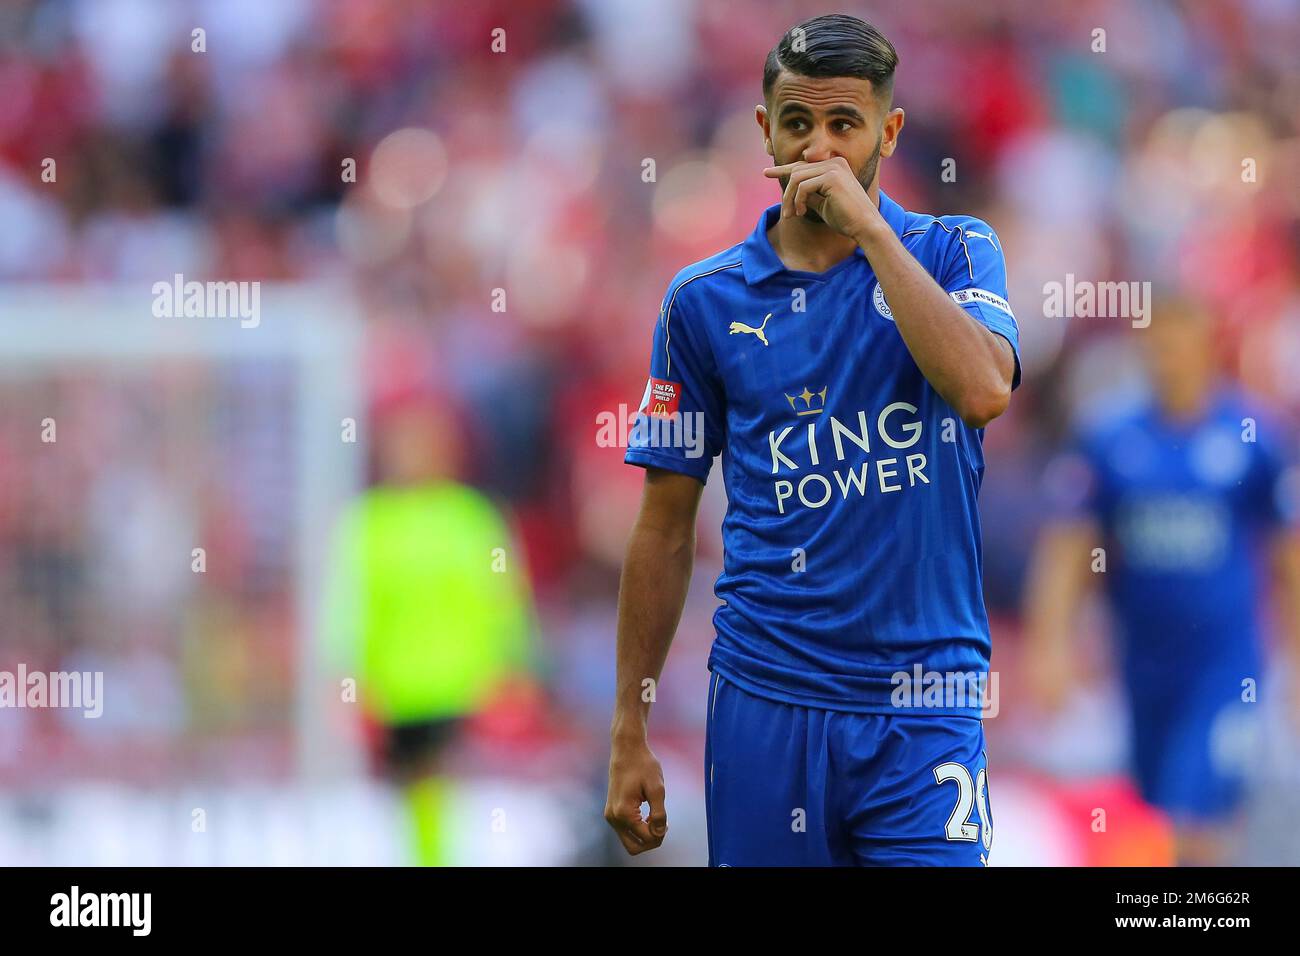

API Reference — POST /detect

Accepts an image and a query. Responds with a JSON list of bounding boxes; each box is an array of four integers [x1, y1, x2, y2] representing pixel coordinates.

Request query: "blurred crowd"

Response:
[[1, 0, 1300, 862]]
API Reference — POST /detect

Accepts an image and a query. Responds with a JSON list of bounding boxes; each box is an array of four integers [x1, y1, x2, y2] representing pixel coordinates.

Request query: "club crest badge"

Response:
[[873, 283, 894, 321]]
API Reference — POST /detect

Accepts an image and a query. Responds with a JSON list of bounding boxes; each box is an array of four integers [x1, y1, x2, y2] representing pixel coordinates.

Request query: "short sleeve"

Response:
[[1275, 463, 1300, 528], [1041, 439, 1105, 524], [623, 281, 725, 483], [1247, 421, 1300, 529], [940, 219, 1022, 390]]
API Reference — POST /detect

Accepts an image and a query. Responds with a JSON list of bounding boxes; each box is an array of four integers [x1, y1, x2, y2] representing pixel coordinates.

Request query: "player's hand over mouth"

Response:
[[764, 156, 884, 244]]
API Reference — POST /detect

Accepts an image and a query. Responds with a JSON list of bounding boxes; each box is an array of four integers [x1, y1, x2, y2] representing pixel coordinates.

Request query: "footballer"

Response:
[[605, 14, 1020, 865], [1025, 298, 1300, 865]]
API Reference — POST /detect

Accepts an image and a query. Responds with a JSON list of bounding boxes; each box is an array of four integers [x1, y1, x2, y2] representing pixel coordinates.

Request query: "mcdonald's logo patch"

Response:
[[644, 378, 682, 418]]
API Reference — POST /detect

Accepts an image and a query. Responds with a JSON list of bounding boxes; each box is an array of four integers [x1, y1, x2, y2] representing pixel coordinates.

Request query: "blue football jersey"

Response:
[[1046, 390, 1299, 692], [625, 191, 1020, 715]]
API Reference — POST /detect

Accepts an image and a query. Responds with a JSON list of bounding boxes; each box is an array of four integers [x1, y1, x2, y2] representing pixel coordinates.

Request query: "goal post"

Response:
[[0, 283, 365, 783]]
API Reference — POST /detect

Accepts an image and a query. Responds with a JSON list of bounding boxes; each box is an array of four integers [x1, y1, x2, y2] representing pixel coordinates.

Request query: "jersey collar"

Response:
[[741, 188, 909, 286]]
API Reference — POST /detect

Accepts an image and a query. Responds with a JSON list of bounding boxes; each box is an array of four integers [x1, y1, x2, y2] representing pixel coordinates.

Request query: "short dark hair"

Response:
[[763, 14, 898, 106]]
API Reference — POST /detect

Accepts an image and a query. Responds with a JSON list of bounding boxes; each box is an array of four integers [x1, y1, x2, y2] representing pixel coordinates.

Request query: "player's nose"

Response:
[[802, 135, 835, 164]]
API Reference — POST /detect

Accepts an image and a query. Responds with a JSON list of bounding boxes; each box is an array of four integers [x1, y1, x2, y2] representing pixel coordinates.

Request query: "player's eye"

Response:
[[833, 120, 854, 132], [787, 119, 808, 131]]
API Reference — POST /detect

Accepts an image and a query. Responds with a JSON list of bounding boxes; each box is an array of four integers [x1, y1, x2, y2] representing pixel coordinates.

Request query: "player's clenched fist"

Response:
[[763, 157, 883, 243], [604, 737, 669, 855]]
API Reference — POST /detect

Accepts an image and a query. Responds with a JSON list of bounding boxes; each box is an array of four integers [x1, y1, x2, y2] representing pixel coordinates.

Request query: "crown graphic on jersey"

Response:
[[784, 386, 828, 415]]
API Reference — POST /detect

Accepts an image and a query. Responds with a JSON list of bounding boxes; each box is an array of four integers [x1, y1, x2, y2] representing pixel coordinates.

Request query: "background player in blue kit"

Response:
[[1025, 297, 1300, 866], [604, 14, 1020, 865]]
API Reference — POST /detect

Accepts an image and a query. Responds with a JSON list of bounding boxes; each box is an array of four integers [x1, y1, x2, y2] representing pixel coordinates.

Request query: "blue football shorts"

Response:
[[1127, 682, 1257, 824], [704, 669, 993, 866]]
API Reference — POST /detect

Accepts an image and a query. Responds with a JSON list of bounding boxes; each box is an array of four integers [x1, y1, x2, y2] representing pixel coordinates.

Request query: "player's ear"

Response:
[[879, 107, 904, 158], [755, 105, 774, 157]]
